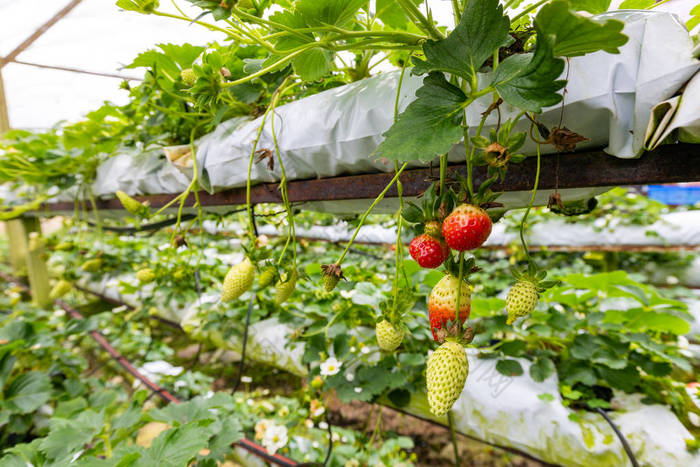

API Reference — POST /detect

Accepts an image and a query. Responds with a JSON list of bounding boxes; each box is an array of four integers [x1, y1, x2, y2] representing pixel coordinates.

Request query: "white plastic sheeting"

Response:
[[197, 10, 700, 199]]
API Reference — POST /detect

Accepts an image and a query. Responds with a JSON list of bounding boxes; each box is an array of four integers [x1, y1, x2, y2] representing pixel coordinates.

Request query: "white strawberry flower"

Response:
[[320, 357, 342, 376], [262, 424, 288, 454]]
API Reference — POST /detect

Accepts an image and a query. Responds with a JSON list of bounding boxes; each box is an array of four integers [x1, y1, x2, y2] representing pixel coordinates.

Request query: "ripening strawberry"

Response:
[[375, 320, 403, 352], [409, 234, 449, 269], [428, 275, 471, 342], [221, 257, 255, 302], [506, 280, 538, 324], [442, 204, 492, 251], [274, 270, 297, 305], [426, 340, 469, 416]]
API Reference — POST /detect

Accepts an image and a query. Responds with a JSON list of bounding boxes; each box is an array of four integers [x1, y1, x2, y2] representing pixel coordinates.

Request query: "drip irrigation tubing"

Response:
[[0, 271, 299, 467], [596, 408, 640, 467]]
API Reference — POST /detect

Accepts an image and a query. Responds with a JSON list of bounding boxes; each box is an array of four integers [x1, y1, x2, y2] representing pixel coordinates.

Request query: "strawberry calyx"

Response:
[[511, 260, 559, 292], [436, 323, 474, 346], [442, 256, 479, 282], [401, 182, 454, 233]]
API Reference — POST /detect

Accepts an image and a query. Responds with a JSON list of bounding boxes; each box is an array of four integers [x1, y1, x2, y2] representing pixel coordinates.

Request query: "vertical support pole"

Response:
[[0, 67, 10, 133], [5, 217, 38, 277], [26, 231, 51, 308]]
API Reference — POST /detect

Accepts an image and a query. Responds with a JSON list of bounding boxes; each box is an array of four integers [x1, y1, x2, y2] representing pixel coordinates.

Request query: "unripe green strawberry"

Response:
[[54, 242, 73, 251], [173, 268, 185, 281], [376, 320, 403, 352], [115, 190, 149, 218], [321, 263, 343, 292], [323, 274, 339, 292], [274, 270, 297, 305], [258, 266, 276, 288], [221, 257, 255, 302], [49, 280, 72, 300], [426, 340, 468, 416], [181, 68, 196, 86], [136, 268, 156, 284], [506, 280, 538, 324], [81, 258, 102, 272], [310, 375, 324, 389]]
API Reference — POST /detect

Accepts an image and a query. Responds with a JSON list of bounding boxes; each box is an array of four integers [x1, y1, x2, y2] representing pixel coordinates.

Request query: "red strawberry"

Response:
[[428, 275, 471, 342], [409, 234, 449, 269], [442, 204, 492, 251]]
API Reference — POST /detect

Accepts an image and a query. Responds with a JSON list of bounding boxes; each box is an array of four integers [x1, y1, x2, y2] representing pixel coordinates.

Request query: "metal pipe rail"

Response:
[[39, 144, 700, 213]]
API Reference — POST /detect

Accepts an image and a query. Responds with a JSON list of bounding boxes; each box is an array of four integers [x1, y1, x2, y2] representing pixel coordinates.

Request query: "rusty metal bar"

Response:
[[40, 144, 700, 213]]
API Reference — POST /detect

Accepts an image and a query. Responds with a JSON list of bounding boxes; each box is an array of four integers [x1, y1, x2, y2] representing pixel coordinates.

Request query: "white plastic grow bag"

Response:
[[196, 11, 699, 196]]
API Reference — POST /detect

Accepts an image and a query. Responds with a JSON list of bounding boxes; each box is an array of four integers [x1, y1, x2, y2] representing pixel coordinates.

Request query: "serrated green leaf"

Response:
[[530, 357, 556, 382], [4, 371, 51, 414], [138, 422, 211, 467], [495, 359, 523, 376], [536, 1, 627, 57], [412, 0, 510, 80], [116, 0, 159, 13], [387, 388, 411, 407], [569, 0, 612, 14], [596, 365, 640, 392], [41, 410, 103, 461], [500, 340, 526, 356], [376, 0, 419, 29], [493, 32, 565, 113], [374, 72, 466, 162], [205, 419, 242, 460], [0, 352, 16, 389], [295, 0, 366, 27], [619, 0, 654, 8]]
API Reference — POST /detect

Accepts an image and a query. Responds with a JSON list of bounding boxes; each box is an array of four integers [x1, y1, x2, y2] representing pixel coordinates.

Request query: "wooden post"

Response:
[[26, 231, 51, 307], [5, 217, 39, 277], [0, 67, 10, 133]]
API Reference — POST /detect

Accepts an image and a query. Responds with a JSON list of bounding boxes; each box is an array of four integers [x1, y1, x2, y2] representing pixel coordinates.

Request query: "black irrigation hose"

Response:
[[87, 214, 197, 233], [596, 408, 640, 467]]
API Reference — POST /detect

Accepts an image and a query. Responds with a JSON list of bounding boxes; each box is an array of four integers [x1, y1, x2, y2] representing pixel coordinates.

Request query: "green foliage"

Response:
[[373, 73, 467, 162]]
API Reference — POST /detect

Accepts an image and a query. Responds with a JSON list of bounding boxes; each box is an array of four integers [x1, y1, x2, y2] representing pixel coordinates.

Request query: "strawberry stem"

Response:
[[448, 411, 460, 466], [455, 251, 465, 334], [391, 59, 410, 322], [518, 141, 542, 264]]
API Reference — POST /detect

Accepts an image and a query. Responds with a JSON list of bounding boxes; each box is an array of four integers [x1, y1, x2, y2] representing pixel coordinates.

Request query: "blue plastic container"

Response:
[[647, 185, 700, 205]]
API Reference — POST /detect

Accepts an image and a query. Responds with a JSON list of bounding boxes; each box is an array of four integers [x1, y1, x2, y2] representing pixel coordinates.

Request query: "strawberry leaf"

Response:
[[493, 32, 565, 113], [373, 72, 467, 162], [496, 359, 524, 377], [536, 0, 628, 57], [411, 0, 510, 81]]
